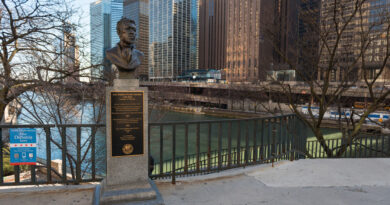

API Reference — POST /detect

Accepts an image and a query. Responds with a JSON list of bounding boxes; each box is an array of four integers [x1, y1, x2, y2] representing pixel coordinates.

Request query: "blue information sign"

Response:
[[10, 128, 37, 165]]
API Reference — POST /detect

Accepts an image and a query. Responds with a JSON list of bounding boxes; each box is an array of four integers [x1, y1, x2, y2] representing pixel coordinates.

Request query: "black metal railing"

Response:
[[307, 135, 390, 158], [148, 114, 308, 183], [0, 114, 308, 186], [0, 124, 105, 186]]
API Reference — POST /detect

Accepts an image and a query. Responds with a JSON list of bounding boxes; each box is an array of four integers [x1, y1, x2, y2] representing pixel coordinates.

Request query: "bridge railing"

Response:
[[0, 124, 105, 186], [148, 114, 308, 184]]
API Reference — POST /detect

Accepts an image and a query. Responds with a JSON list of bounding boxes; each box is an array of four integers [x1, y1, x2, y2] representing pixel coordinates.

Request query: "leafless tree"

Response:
[[0, 0, 96, 123], [265, 0, 390, 157], [16, 82, 106, 181]]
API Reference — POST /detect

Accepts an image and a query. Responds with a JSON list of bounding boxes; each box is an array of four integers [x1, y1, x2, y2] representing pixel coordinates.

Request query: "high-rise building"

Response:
[[61, 25, 80, 83], [149, 0, 199, 80], [90, 0, 123, 80], [298, 0, 320, 81], [123, 0, 149, 80], [225, 0, 275, 82], [198, 0, 227, 71], [319, 0, 390, 82], [273, 0, 299, 69]]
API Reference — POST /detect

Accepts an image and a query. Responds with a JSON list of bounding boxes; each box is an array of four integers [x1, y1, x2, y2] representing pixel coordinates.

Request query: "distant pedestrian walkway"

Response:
[[156, 159, 390, 205]]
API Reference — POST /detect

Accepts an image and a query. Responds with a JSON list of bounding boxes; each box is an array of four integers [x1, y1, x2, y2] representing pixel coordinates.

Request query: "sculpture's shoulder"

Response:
[[133, 49, 144, 58], [106, 46, 119, 57]]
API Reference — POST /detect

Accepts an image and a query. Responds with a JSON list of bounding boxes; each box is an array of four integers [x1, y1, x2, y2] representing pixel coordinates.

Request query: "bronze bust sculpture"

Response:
[[106, 18, 144, 79]]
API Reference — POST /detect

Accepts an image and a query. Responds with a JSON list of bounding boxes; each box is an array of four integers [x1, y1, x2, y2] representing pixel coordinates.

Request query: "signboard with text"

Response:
[[111, 91, 144, 157], [10, 128, 37, 165]]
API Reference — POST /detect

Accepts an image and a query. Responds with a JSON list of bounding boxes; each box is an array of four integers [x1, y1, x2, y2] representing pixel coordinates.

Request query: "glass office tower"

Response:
[[149, 0, 199, 80], [90, 0, 123, 80], [124, 0, 149, 79]]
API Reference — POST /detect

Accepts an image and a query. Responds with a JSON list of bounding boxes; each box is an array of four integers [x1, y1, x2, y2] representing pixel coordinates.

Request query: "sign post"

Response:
[[10, 128, 37, 166]]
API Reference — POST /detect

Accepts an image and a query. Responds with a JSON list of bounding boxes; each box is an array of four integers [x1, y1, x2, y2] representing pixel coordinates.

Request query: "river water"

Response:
[[16, 103, 332, 176]]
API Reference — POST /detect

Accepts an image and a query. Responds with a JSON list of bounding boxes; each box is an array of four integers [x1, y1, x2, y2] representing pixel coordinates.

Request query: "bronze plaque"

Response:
[[111, 91, 144, 156]]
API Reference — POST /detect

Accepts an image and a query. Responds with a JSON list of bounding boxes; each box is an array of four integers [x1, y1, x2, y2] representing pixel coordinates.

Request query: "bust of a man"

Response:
[[106, 18, 144, 79]]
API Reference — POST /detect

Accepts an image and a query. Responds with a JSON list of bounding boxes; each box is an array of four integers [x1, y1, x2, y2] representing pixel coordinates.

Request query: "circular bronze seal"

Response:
[[122, 144, 134, 155]]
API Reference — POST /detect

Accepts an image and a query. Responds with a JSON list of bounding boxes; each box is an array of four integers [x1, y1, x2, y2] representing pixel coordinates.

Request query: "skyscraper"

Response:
[[90, 0, 123, 80], [123, 0, 149, 80], [225, 0, 274, 82], [149, 0, 199, 80], [298, 0, 320, 81], [319, 0, 390, 82], [273, 0, 299, 69], [198, 0, 227, 71], [61, 25, 80, 83]]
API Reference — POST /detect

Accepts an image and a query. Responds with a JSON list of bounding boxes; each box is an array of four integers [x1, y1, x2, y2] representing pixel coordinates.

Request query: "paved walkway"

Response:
[[156, 159, 390, 205]]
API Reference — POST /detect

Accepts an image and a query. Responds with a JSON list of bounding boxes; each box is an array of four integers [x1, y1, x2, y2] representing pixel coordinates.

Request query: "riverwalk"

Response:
[[157, 158, 390, 205], [0, 158, 389, 205]]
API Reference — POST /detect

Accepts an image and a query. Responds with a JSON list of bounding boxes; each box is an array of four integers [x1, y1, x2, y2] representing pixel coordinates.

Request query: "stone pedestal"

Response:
[[98, 79, 163, 205]]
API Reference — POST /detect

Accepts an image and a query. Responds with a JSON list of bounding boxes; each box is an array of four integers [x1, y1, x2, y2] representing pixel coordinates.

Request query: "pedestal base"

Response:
[[99, 79, 163, 205], [97, 179, 163, 205]]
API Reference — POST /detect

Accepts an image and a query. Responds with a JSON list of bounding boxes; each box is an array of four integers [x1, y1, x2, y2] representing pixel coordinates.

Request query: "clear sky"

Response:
[[74, 0, 95, 29]]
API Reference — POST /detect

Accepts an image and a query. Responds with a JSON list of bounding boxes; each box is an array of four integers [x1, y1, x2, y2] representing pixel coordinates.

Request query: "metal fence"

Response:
[[0, 124, 105, 186], [148, 114, 307, 183], [0, 114, 308, 186], [307, 135, 390, 158]]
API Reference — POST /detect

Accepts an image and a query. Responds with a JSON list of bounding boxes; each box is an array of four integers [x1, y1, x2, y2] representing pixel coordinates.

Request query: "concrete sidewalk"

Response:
[[1, 159, 389, 205], [156, 159, 390, 205]]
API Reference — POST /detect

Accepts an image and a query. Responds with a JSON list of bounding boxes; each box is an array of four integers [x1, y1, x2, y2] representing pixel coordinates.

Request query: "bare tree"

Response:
[[265, 0, 390, 157], [0, 0, 94, 123], [16, 82, 106, 181]]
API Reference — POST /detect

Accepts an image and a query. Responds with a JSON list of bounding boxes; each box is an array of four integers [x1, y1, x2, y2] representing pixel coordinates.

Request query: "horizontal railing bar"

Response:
[[149, 114, 296, 126], [0, 178, 104, 186], [0, 124, 105, 128]]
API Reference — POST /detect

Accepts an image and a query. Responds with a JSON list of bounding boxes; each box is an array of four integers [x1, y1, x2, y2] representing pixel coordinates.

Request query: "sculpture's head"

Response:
[[117, 17, 137, 45]]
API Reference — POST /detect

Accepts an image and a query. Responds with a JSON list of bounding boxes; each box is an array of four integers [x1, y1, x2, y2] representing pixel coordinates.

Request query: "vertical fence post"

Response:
[[260, 119, 264, 161], [253, 120, 258, 163], [388, 136, 390, 157], [381, 135, 384, 157], [267, 119, 272, 162], [196, 123, 200, 173], [237, 121, 241, 166], [61, 127, 67, 183], [184, 123, 188, 174], [227, 122, 232, 168], [91, 126, 96, 180], [358, 137, 362, 158], [148, 123, 151, 176], [272, 118, 276, 166], [207, 123, 211, 172], [14, 165, 20, 184], [159, 125, 164, 176], [245, 120, 249, 166], [172, 125, 176, 184], [45, 127, 52, 184], [375, 135, 379, 157], [279, 117, 282, 159], [218, 122, 222, 171], [369, 136, 373, 157], [290, 117, 295, 161], [0, 128, 3, 184], [76, 127, 81, 184]]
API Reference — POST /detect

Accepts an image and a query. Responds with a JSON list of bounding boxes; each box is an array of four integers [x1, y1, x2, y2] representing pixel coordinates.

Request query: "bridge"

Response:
[[140, 81, 390, 111]]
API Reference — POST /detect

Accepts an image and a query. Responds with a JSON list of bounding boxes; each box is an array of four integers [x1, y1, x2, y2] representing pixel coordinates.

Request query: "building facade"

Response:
[[123, 0, 149, 79], [298, 0, 320, 81], [90, 0, 123, 80], [225, 0, 275, 82], [61, 25, 80, 83], [273, 0, 299, 70], [319, 0, 390, 82], [149, 0, 199, 80], [198, 0, 227, 71]]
